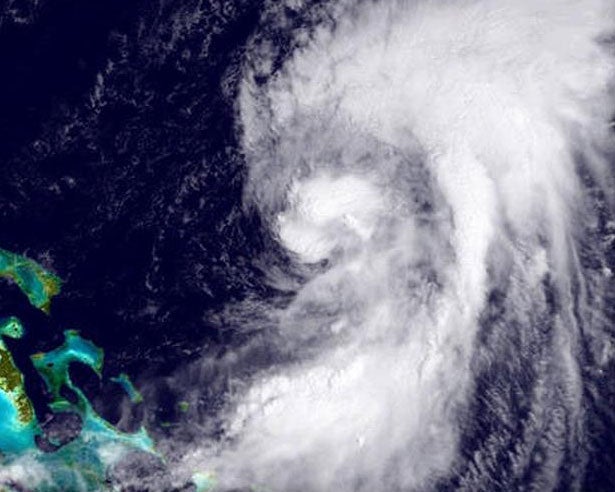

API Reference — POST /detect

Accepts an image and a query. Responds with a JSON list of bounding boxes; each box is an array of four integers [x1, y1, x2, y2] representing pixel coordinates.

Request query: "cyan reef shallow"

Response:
[[0, 248, 211, 491]]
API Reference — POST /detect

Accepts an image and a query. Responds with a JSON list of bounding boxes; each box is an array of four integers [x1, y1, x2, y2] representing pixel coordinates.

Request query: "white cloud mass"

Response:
[[174, 1, 615, 490]]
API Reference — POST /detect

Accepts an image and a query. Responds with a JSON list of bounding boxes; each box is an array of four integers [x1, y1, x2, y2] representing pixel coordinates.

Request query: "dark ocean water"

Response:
[[1, 1, 615, 491], [0, 0, 269, 428]]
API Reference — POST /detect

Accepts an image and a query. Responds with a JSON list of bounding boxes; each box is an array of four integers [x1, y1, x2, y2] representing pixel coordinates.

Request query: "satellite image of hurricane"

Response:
[[0, 0, 614, 491]]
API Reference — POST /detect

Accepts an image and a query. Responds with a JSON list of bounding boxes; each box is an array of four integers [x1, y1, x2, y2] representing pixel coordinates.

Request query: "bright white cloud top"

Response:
[[173, 1, 615, 490]]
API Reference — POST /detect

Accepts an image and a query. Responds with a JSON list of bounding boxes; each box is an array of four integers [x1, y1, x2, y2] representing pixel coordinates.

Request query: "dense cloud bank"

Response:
[[167, 1, 615, 491]]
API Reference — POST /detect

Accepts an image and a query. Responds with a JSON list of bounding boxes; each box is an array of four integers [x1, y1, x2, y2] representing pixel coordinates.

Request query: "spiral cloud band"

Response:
[[174, 1, 615, 490]]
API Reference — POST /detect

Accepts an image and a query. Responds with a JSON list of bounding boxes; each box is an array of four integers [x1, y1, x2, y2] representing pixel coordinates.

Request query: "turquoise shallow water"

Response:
[[0, 249, 158, 491]]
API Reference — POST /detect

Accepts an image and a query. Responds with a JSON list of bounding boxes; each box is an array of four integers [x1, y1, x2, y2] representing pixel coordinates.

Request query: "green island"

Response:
[[0, 248, 62, 313], [0, 316, 37, 455], [110, 372, 144, 404], [0, 248, 214, 492]]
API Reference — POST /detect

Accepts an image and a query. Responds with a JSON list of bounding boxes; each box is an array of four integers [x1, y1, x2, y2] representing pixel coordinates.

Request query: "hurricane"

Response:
[[162, 0, 615, 491]]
